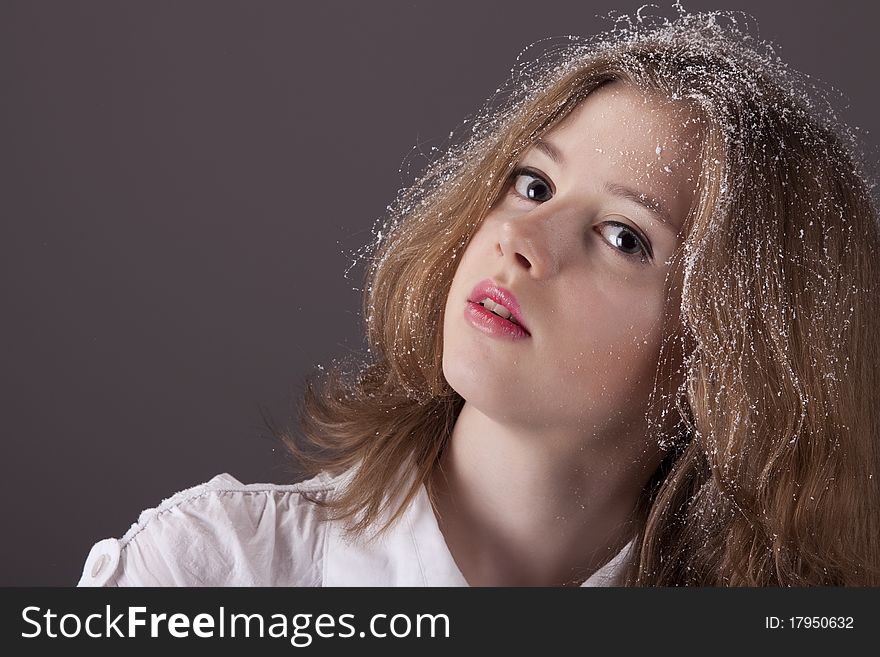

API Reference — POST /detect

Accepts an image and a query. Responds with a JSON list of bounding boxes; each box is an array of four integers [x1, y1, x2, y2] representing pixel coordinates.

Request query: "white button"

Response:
[[91, 553, 110, 578], [78, 538, 121, 587]]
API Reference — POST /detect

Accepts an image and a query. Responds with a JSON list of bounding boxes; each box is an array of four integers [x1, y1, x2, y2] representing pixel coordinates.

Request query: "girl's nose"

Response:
[[495, 204, 567, 280]]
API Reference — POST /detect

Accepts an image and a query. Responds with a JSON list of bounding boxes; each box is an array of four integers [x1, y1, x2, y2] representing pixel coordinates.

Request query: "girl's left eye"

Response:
[[597, 222, 652, 261]]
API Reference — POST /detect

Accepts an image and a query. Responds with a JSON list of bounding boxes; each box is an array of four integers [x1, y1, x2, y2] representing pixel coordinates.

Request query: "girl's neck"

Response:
[[427, 401, 660, 586]]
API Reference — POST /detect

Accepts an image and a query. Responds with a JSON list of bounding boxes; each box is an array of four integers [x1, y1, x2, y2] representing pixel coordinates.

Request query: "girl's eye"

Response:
[[597, 222, 652, 262], [510, 168, 553, 202]]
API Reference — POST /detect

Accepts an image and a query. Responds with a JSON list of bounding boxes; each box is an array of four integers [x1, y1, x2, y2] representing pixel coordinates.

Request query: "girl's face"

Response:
[[442, 81, 702, 443]]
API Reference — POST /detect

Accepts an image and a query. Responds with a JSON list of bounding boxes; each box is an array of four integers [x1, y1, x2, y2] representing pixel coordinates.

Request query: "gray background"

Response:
[[2, 0, 877, 586]]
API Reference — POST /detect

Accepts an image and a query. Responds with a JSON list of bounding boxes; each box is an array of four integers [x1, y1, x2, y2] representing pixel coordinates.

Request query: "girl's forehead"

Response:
[[546, 82, 703, 158], [532, 82, 704, 214]]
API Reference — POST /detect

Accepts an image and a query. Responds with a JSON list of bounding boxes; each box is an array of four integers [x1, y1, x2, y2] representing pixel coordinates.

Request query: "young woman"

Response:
[[78, 9, 880, 587]]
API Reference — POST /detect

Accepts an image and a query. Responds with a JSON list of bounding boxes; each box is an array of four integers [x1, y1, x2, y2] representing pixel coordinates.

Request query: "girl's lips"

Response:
[[464, 301, 531, 340], [467, 279, 530, 334]]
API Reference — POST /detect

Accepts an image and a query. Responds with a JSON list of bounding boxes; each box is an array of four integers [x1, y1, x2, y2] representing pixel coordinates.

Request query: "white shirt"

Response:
[[77, 463, 633, 587]]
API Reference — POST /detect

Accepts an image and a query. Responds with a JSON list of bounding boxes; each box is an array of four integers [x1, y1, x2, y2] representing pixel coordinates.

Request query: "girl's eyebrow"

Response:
[[532, 137, 678, 233], [533, 136, 565, 165], [603, 182, 677, 232]]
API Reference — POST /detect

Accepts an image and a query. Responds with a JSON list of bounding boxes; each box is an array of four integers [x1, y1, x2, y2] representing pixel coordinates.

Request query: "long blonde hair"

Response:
[[272, 10, 880, 585]]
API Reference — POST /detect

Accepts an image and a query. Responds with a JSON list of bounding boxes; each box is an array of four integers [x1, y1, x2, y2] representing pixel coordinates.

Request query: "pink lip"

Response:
[[466, 279, 531, 337]]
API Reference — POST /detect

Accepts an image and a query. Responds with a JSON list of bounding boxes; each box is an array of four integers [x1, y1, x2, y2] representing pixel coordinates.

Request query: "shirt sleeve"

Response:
[[77, 473, 334, 587]]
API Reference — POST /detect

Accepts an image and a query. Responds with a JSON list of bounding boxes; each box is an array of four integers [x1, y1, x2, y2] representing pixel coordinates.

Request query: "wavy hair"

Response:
[[271, 9, 880, 585]]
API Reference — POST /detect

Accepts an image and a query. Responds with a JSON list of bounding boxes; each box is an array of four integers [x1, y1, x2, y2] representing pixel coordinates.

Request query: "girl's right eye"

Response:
[[509, 167, 554, 203]]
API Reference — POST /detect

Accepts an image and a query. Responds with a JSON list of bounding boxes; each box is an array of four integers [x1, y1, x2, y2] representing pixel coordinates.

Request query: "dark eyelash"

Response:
[[507, 166, 551, 196], [601, 221, 653, 263]]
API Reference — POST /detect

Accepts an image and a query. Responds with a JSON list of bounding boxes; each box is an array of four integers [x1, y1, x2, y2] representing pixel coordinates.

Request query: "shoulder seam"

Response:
[[118, 484, 337, 552]]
